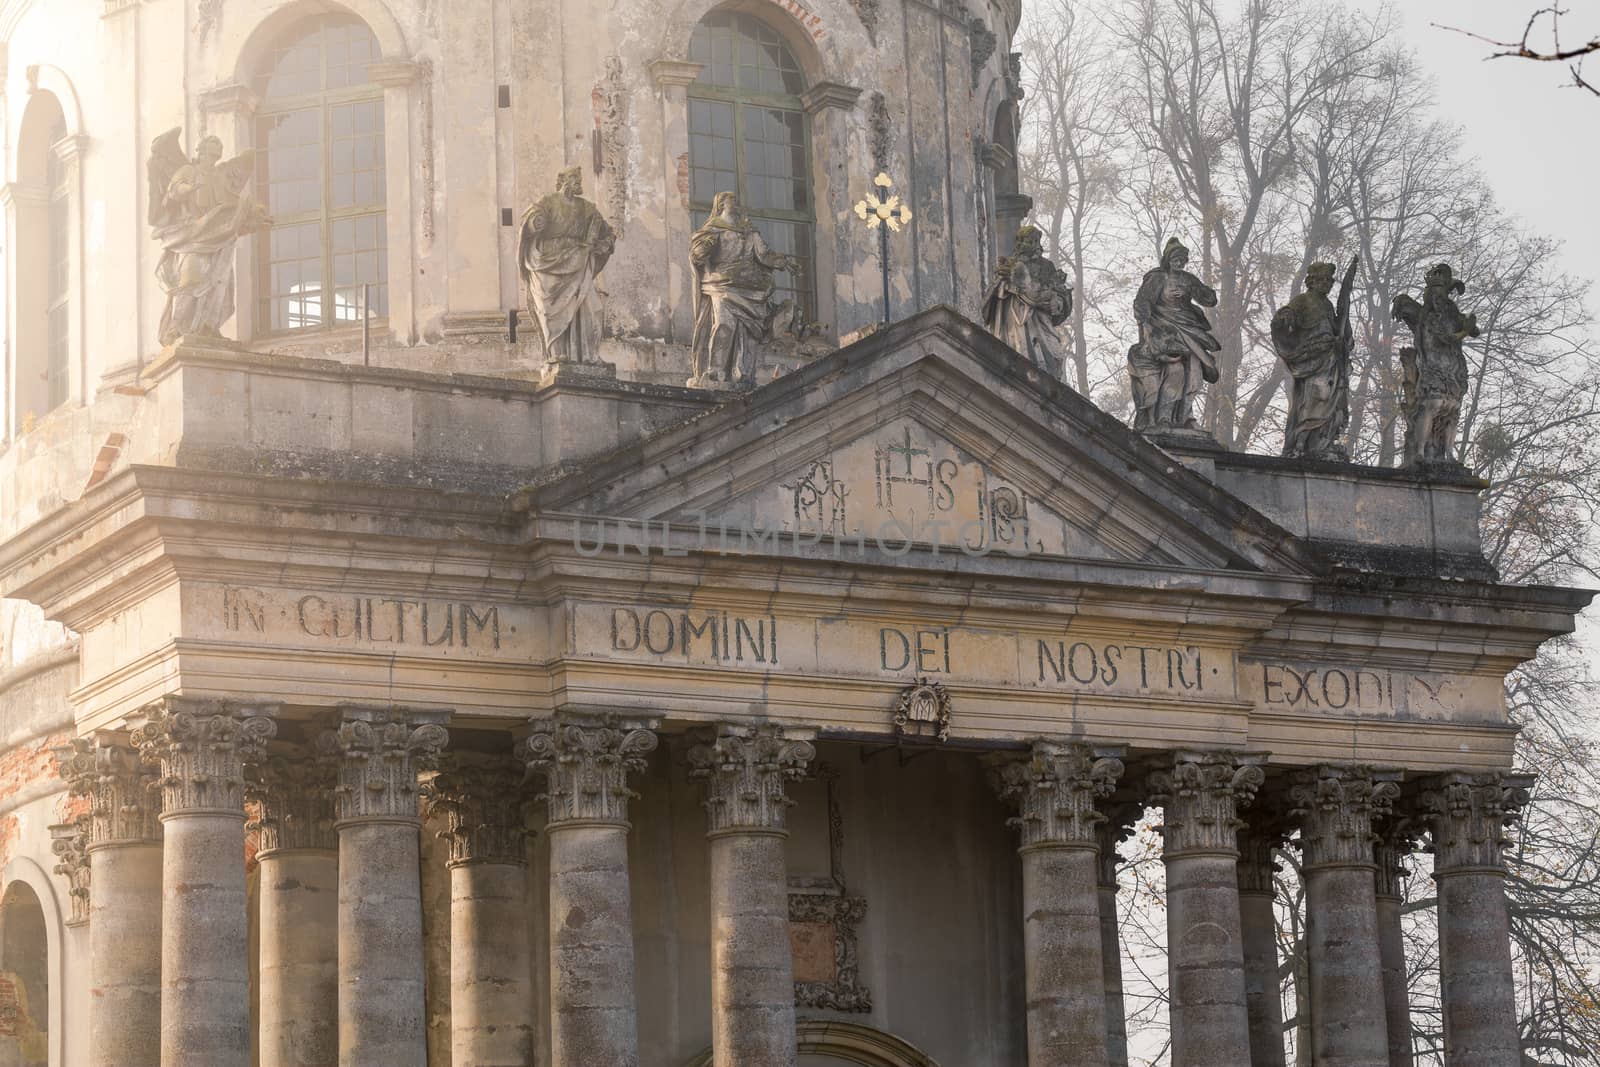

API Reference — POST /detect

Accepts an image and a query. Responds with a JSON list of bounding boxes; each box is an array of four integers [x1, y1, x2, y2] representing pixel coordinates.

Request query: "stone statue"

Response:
[[1271, 257, 1359, 461], [1392, 263, 1477, 468], [147, 128, 270, 347], [1128, 237, 1222, 432], [981, 224, 1073, 379], [688, 191, 798, 389], [518, 167, 617, 364]]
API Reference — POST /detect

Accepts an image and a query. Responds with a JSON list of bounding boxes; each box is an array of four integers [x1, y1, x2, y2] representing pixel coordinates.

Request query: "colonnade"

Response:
[[56, 699, 1531, 1067]]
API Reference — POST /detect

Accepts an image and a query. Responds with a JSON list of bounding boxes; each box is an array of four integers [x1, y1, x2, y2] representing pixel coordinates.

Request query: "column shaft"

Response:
[[1099, 882, 1128, 1067], [1375, 893, 1413, 1067], [708, 831, 797, 1064], [451, 862, 534, 1064], [1023, 845, 1109, 1066], [259, 851, 338, 1067], [1239, 889, 1286, 1067], [1305, 866, 1387, 1067], [548, 824, 640, 1065], [87, 843, 162, 1067]]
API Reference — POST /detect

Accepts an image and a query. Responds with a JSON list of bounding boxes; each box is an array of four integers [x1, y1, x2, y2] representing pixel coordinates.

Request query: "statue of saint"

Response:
[[1128, 237, 1222, 431], [1392, 263, 1478, 468], [1271, 257, 1358, 461], [147, 128, 270, 346], [688, 191, 798, 389], [981, 224, 1073, 379], [518, 167, 617, 364]]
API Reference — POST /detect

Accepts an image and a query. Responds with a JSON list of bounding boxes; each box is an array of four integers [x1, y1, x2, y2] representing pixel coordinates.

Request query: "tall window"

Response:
[[688, 12, 814, 316], [255, 15, 386, 334], [45, 113, 70, 411]]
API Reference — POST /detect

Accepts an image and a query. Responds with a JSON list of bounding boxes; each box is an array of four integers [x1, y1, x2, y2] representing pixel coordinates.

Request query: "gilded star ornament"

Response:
[[854, 172, 914, 232]]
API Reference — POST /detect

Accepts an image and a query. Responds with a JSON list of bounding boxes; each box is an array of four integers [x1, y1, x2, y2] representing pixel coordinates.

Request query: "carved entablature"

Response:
[[247, 739, 340, 855], [520, 716, 657, 829], [1419, 771, 1534, 874], [991, 741, 1124, 850], [1147, 751, 1266, 858], [54, 736, 161, 846], [130, 699, 278, 816], [328, 706, 450, 824], [49, 821, 90, 926], [1289, 765, 1401, 870], [687, 723, 815, 836], [425, 755, 530, 867]]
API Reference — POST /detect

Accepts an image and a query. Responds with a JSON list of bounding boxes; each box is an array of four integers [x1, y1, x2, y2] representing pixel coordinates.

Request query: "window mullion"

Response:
[[321, 96, 334, 326]]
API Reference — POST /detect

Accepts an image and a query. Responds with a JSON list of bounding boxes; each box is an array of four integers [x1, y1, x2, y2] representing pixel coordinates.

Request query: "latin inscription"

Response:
[[215, 585, 512, 653], [1037, 640, 1213, 693], [1259, 662, 1392, 711], [609, 607, 778, 664]]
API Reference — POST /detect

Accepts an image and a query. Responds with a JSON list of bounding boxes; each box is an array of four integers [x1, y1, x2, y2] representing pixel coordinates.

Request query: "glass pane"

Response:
[[330, 100, 385, 210], [690, 12, 805, 96]]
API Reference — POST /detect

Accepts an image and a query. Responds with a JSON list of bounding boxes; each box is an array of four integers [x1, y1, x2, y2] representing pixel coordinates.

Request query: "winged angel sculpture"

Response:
[[148, 128, 271, 346]]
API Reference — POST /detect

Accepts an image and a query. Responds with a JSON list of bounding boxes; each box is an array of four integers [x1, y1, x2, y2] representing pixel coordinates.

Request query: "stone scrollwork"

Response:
[[991, 741, 1125, 849], [424, 754, 531, 867], [246, 737, 341, 855], [894, 677, 951, 743], [1147, 751, 1266, 857], [789, 892, 871, 1013], [596, 55, 629, 234], [49, 821, 90, 926], [327, 706, 450, 824], [1288, 765, 1400, 870], [54, 735, 162, 845], [868, 92, 893, 175], [131, 699, 279, 815], [1419, 771, 1534, 873], [520, 716, 658, 828], [687, 723, 816, 835]]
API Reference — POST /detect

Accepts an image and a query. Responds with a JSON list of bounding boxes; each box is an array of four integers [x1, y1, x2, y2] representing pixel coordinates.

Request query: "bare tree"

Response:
[[1439, 6, 1600, 96]]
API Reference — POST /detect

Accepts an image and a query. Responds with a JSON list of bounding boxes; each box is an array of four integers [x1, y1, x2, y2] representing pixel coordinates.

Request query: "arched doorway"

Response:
[[687, 1020, 940, 1066], [0, 881, 49, 1066]]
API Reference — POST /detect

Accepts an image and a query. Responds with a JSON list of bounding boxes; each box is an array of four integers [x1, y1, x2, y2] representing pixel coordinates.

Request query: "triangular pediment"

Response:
[[530, 308, 1312, 576]]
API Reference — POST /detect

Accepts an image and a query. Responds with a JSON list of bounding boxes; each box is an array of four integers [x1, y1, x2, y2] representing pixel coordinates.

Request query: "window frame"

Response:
[[44, 119, 71, 412]]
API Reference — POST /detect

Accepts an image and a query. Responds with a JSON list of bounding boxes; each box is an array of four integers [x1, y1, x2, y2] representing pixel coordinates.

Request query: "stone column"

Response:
[[1237, 823, 1288, 1067], [55, 736, 164, 1067], [249, 743, 341, 1067], [426, 755, 534, 1066], [1419, 772, 1533, 1067], [1373, 816, 1420, 1067], [1097, 804, 1140, 1067], [328, 706, 451, 1067], [522, 716, 658, 1067], [687, 724, 816, 1067], [131, 698, 277, 1067], [1290, 767, 1399, 1067], [1148, 750, 1266, 1067], [992, 742, 1124, 1067]]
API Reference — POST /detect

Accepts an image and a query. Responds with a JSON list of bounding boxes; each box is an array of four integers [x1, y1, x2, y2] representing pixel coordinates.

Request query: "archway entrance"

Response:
[[687, 1020, 940, 1066], [0, 881, 49, 1066]]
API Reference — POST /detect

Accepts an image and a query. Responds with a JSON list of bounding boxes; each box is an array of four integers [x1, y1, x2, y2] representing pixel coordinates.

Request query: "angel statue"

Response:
[[981, 224, 1073, 380], [1392, 263, 1478, 468], [148, 128, 271, 347], [1128, 237, 1222, 433]]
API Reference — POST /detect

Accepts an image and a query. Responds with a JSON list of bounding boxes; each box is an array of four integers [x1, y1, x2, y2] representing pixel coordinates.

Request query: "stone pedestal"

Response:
[[522, 716, 658, 1067], [1374, 822, 1418, 1067], [427, 757, 534, 1066], [56, 737, 164, 1067], [1149, 751, 1265, 1067], [131, 699, 277, 1067], [1421, 772, 1532, 1067], [1237, 826, 1287, 1067], [1292, 767, 1398, 1067], [250, 747, 341, 1067], [992, 742, 1124, 1067], [689, 724, 816, 1067], [329, 706, 450, 1067]]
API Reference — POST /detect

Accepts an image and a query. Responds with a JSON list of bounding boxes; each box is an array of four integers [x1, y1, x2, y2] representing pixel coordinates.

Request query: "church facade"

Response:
[[0, 1, 1587, 1066]]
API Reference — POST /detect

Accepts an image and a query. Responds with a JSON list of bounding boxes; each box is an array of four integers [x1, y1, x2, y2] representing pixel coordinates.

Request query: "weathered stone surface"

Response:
[[1237, 823, 1288, 1067], [258, 850, 338, 1067]]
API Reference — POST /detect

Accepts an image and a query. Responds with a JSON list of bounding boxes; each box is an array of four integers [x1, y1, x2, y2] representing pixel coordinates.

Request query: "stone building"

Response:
[[0, 1, 1587, 1066]]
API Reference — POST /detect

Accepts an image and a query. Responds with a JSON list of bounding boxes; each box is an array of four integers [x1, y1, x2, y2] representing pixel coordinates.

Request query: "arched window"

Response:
[[0, 881, 48, 1065], [45, 113, 70, 412], [254, 14, 386, 334], [13, 90, 70, 427], [688, 12, 814, 316]]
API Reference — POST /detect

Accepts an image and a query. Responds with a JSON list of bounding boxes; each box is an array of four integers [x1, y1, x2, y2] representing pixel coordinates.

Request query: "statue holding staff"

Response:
[[1272, 257, 1359, 461], [1128, 237, 1222, 432], [1392, 262, 1478, 468], [518, 167, 616, 364]]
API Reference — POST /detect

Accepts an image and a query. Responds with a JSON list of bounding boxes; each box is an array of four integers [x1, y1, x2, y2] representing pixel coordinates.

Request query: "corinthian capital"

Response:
[[49, 821, 90, 926], [687, 723, 815, 835], [1419, 770, 1534, 874], [1147, 750, 1267, 858], [1236, 815, 1292, 895], [247, 736, 340, 855], [1289, 765, 1400, 870], [520, 715, 657, 828], [131, 698, 278, 816], [424, 753, 530, 866], [1374, 809, 1423, 899], [990, 741, 1125, 850], [327, 706, 451, 824], [53, 735, 162, 846]]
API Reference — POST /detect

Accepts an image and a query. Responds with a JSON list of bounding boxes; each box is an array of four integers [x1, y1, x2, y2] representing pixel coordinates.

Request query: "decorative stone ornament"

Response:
[[518, 167, 617, 366], [49, 820, 91, 926], [520, 715, 657, 827], [1374, 812, 1423, 899], [1272, 257, 1358, 461], [54, 735, 162, 845], [1419, 770, 1534, 872], [328, 706, 450, 824], [1128, 237, 1223, 435], [686, 723, 816, 835], [1236, 818, 1291, 895], [893, 677, 951, 742], [688, 191, 802, 389], [246, 737, 341, 855], [130, 699, 278, 815], [789, 892, 871, 1012], [1095, 800, 1142, 888], [1392, 262, 1479, 469], [424, 754, 530, 867], [1289, 764, 1401, 869], [1147, 750, 1266, 856], [982, 223, 1074, 380], [991, 741, 1125, 849]]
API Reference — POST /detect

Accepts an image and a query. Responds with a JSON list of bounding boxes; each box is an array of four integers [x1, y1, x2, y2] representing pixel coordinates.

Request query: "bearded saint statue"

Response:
[[518, 167, 617, 363], [147, 128, 271, 346], [687, 191, 798, 389], [1128, 237, 1222, 432], [1392, 262, 1478, 468], [1271, 257, 1359, 461], [981, 224, 1074, 379]]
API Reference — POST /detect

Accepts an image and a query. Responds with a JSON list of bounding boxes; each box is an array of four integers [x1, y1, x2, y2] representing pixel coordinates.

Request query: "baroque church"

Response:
[[0, 0, 1586, 1065]]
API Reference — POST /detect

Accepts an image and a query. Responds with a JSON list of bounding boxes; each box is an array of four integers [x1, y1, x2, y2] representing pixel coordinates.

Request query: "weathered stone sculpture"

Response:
[[518, 167, 617, 365], [982, 224, 1073, 379], [148, 128, 270, 347], [688, 191, 798, 390], [1393, 263, 1477, 468], [1128, 237, 1222, 432], [1271, 257, 1358, 461]]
